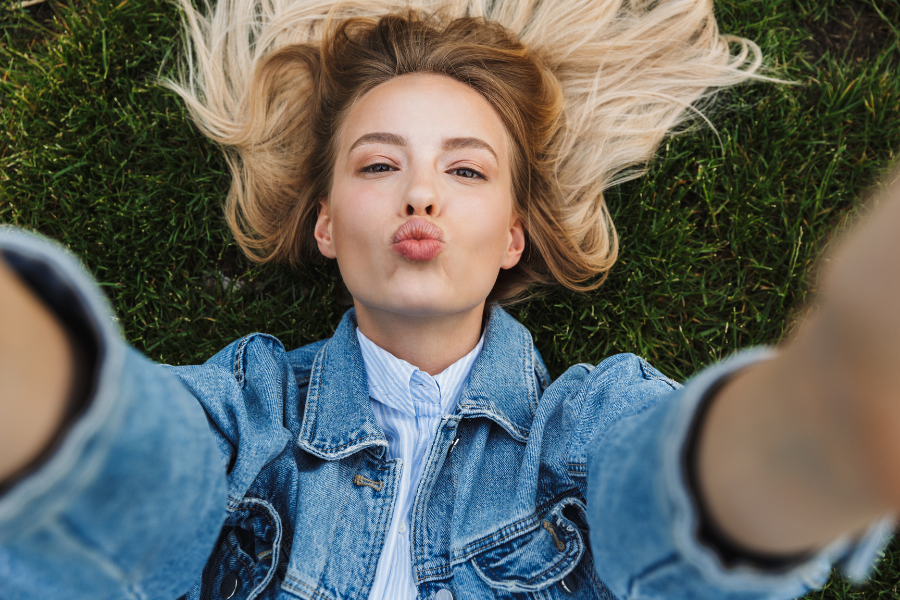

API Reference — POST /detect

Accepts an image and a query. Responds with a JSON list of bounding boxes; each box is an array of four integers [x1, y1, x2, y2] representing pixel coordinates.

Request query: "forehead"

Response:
[[338, 73, 510, 158]]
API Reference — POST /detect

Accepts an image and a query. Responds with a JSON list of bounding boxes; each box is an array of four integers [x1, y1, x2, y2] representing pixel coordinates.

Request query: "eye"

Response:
[[361, 163, 396, 173], [449, 167, 485, 180]]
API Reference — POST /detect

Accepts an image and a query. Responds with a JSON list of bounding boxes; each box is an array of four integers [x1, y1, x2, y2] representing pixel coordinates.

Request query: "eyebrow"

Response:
[[442, 137, 498, 161], [348, 132, 498, 161], [348, 132, 406, 152]]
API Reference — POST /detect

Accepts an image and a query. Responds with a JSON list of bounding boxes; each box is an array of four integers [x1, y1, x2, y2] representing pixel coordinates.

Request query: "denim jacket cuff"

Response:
[[0, 228, 226, 600], [662, 349, 896, 589], [0, 227, 127, 540]]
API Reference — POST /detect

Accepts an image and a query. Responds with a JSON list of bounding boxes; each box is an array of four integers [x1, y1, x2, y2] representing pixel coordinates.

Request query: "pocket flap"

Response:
[[468, 497, 586, 593], [202, 497, 283, 600]]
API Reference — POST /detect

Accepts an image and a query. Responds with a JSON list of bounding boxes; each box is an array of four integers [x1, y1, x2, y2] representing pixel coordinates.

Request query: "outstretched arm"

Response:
[[584, 172, 900, 600], [697, 170, 900, 555], [0, 231, 229, 600]]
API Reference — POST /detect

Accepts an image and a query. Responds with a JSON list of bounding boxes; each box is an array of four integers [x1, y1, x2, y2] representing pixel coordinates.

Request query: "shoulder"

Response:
[[539, 353, 681, 478], [588, 352, 680, 396], [163, 333, 331, 406], [545, 352, 680, 411]]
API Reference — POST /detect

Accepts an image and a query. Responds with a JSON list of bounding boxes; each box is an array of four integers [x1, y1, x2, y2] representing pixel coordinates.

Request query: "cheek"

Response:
[[329, 185, 388, 251], [445, 201, 512, 293], [466, 199, 512, 255]]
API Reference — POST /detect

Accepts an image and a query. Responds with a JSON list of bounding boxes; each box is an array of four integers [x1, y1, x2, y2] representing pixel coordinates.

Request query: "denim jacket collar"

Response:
[[296, 305, 542, 460]]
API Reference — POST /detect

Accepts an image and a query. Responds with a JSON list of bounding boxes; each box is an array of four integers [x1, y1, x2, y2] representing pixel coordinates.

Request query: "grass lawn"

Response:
[[2, 0, 900, 597]]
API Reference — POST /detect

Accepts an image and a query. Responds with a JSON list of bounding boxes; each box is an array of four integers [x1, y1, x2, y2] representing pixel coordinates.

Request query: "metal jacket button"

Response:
[[220, 572, 240, 599], [559, 572, 578, 594], [435, 589, 453, 600]]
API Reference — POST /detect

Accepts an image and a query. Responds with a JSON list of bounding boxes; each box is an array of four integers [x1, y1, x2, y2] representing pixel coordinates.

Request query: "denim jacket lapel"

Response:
[[296, 305, 548, 459], [296, 309, 389, 460], [455, 305, 545, 442]]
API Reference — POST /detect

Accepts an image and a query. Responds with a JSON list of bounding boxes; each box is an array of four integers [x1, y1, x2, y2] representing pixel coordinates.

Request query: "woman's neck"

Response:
[[353, 301, 485, 376]]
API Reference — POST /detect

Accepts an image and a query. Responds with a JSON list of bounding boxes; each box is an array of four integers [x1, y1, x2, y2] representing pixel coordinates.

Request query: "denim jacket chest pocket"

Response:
[[198, 497, 285, 600], [459, 497, 614, 599]]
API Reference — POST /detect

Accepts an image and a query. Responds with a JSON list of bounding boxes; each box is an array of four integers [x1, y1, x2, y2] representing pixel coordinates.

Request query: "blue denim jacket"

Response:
[[0, 228, 892, 600]]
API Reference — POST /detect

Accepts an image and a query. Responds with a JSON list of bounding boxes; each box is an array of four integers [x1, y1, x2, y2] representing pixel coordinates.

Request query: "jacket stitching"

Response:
[[523, 329, 536, 416], [299, 433, 385, 455], [220, 498, 284, 599], [311, 464, 355, 597], [470, 515, 582, 587], [416, 563, 452, 575], [233, 336, 251, 387], [224, 532, 254, 575], [566, 462, 587, 478], [473, 541, 576, 588], [231, 334, 284, 388], [302, 348, 326, 442], [449, 491, 581, 563], [521, 528, 580, 585], [637, 357, 680, 390], [417, 511, 545, 576], [453, 406, 529, 441], [456, 525, 534, 562], [419, 523, 534, 574], [299, 343, 388, 456], [414, 493, 580, 576], [524, 331, 542, 417], [282, 576, 336, 600]]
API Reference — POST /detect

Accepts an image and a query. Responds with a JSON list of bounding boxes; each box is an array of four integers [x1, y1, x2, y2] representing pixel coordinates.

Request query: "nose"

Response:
[[402, 167, 440, 217]]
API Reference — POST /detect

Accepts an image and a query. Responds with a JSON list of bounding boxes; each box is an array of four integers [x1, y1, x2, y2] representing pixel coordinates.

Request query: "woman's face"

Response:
[[315, 73, 525, 320]]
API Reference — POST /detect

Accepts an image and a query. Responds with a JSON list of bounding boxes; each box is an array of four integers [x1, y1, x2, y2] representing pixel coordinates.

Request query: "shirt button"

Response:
[[435, 589, 453, 600], [220, 572, 240, 599], [398, 522, 407, 534]]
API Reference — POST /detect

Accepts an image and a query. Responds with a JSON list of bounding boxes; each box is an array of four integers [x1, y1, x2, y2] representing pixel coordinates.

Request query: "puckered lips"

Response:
[[392, 217, 445, 262]]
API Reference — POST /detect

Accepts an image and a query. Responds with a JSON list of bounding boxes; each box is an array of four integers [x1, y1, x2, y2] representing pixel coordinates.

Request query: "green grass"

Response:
[[2, 0, 900, 597]]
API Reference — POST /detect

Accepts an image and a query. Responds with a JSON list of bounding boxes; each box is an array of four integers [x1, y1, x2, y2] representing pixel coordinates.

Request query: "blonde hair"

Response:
[[164, 0, 763, 302]]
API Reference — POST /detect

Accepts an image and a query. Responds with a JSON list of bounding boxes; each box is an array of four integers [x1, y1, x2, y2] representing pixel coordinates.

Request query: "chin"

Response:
[[385, 294, 466, 318], [347, 269, 493, 318], [355, 287, 484, 319]]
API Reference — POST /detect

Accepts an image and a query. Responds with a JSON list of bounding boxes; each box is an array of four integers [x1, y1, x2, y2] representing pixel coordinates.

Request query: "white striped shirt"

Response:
[[357, 327, 484, 600]]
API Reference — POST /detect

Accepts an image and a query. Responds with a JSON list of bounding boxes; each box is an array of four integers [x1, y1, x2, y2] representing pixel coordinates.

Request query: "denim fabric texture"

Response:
[[0, 227, 892, 600]]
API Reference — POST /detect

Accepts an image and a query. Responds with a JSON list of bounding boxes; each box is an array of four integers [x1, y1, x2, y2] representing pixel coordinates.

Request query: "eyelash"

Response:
[[361, 163, 395, 174], [449, 167, 485, 180], [360, 163, 486, 180]]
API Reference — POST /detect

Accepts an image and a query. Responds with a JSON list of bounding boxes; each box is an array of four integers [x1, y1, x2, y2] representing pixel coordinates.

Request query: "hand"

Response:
[[0, 256, 77, 484], [817, 170, 900, 506], [696, 169, 900, 555]]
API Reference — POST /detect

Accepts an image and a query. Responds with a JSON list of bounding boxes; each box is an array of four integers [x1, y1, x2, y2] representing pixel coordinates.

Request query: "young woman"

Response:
[[0, 1, 898, 599]]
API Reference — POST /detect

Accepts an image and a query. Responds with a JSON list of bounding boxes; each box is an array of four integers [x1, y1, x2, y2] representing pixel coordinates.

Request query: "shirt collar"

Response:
[[296, 306, 548, 460], [356, 326, 484, 419]]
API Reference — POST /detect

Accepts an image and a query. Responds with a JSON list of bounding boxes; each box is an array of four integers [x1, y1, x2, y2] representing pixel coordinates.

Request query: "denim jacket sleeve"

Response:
[[583, 351, 895, 600], [0, 228, 229, 600]]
